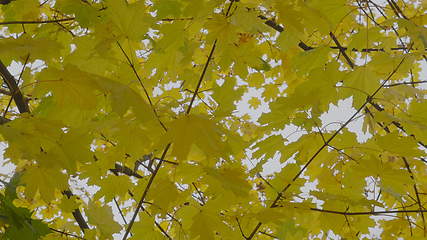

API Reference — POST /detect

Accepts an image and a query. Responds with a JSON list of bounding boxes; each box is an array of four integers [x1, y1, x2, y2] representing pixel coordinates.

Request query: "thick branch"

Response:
[[0, 60, 29, 113], [62, 190, 90, 232], [0, 116, 10, 124], [329, 32, 354, 68], [1, 60, 88, 232], [110, 163, 142, 179]]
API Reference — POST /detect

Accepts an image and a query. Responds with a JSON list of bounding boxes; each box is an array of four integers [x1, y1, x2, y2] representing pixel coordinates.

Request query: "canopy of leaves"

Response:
[[0, 0, 426, 239]]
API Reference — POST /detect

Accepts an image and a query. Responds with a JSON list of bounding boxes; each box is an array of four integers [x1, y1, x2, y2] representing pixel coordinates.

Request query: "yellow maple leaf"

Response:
[[248, 97, 261, 109], [21, 165, 68, 203], [164, 114, 227, 162], [86, 202, 121, 239]]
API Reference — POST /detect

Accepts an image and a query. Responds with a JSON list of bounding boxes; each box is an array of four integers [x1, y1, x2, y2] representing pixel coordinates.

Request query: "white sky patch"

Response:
[[320, 97, 372, 142], [235, 86, 269, 121]]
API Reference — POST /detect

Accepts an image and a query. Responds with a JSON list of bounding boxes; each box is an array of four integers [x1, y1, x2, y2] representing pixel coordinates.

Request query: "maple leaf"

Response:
[[164, 114, 228, 162], [21, 165, 68, 203], [86, 202, 121, 238], [248, 96, 261, 109]]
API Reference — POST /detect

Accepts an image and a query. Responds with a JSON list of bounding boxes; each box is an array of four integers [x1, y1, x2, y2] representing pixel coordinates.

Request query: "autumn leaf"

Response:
[[86, 202, 121, 238], [164, 114, 228, 161]]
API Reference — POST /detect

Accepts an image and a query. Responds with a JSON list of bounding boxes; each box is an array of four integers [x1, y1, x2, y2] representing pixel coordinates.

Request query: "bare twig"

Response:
[[236, 217, 248, 239], [116, 41, 168, 131], [186, 40, 217, 114], [121, 143, 171, 240], [113, 197, 128, 225], [186, 0, 235, 114], [49, 228, 85, 239], [192, 182, 206, 205], [329, 32, 354, 68], [110, 163, 143, 179], [0, 18, 75, 25], [385, 81, 427, 87], [402, 157, 426, 236], [310, 207, 427, 216]]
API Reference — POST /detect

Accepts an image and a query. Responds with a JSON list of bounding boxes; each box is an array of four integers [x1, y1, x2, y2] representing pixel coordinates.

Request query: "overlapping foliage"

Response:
[[0, 0, 426, 239]]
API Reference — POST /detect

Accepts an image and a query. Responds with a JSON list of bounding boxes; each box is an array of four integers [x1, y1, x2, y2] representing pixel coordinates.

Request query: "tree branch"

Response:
[[329, 32, 355, 68], [0, 88, 11, 95], [192, 182, 206, 205], [0, 60, 29, 113], [110, 163, 143, 179], [116, 41, 168, 131], [121, 143, 171, 240], [186, 40, 217, 114], [236, 217, 248, 239], [0, 116, 10, 124], [258, 15, 426, 53], [245, 57, 406, 240], [0, 18, 75, 25], [0, 59, 89, 233], [309, 207, 427, 216], [402, 157, 426, 235], [49, 227, 85, 239], [385, 80, 427, 87], [62, 190, 90, 232], [367, 99, 427, 150]]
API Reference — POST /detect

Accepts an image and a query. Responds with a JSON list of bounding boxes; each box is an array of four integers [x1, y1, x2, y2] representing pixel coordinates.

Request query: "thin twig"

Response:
[[121, 143, 171, 240], [116, 41, 167, 131], [113, 197, 128, 225], [401, 200, 414, 236], [236, 217, 248, 239], [310, 207, 427, 216], [402, 157, 426, 236], [0, 18, 75, 25], [49, 228, 85, 239], [385, 81, 427, 87], [186, 40, 217, 114], [186, 0, 235, 114], [192, 182, 206, 205], [259, 231, 277, 239], [110, 163, 143, 179], [139, 205, 173, 240]]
